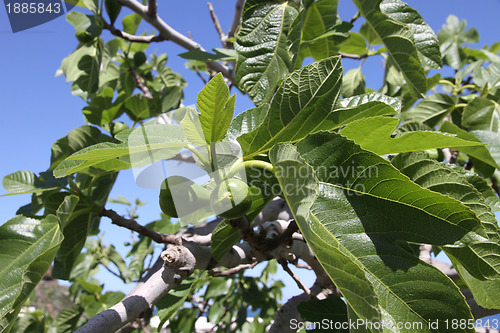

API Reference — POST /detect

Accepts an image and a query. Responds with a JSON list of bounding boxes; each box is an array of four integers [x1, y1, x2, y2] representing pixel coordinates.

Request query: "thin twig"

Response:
[[100, 208, 175, 244], [129, 68, 153, 98], [338, 51, 368, 60], [349, 11, 360, 24], [103, 23, 164, 43], [207, 2, 227, 47], [279, 259, 311, 295], [212, 262, 258, 276], [492, 176, 500, 197]]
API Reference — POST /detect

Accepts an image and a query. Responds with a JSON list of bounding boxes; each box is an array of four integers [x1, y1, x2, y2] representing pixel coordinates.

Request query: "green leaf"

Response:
[[380, 0, 442, 69], [104, 0, 121, 25], [237, 56, 343, 158], [76, 53, 101, 94], [399, 93, 457, 127], [340, 92, 402, 112], [83, 87, 126, 125], [197, 73, 235, 143], [392, 152, 500, 279], [122, 13, 142, 35], [438, 15, 479, 69], [462, 97, 500, 132], [454, 167, 500, 212], [124, 94, 161, 121], [54, 124, 187, 177], [2, 170, 67, 196], [178, 49, 237, 62], [180, 107, 207, 146], [440, 122, 500, 169], [0, 215, 63, 332], [211, 220, 240, 262], [338, 32, 368, 55], [341, 67, 365, 98], [55, 305, 83, 333], [235, 0, 300, 105], [470, 130, 500, 169], [57, 44, 98, 83], [50, 125, 115, 170], [297, 296, 348, 333], [56, 195, 80, 228], [227, 104, 269, 140], [340, 116, 484, 155], [352, 0, 427, 97], [156, 277, 201, 328], [271, 133, 480, 332], [298, 0, 351, 63]]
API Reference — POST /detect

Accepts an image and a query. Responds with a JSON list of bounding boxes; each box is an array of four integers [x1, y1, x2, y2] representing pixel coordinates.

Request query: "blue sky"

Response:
[[1, 0, 500, 305]]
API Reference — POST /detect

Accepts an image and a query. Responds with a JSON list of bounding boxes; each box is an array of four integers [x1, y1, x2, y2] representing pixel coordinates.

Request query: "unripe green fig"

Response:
[[210, 178, 253, 219], [75, 30, 94, 44], [159, 176, 210, 218]]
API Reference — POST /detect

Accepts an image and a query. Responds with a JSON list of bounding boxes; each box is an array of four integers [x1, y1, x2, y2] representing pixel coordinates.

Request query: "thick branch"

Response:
[[100, 209, 175, 244], [75, 243, 196, 333], [117, 0, 235, 83]]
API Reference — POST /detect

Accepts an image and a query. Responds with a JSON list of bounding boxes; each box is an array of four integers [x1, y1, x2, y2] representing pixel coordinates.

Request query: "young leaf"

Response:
[[340, 116, 484, 155], [235, 0, 300, 105], [352, 0, 427, 97], [180, 107, 208, 146], [197, 73, 235, 143], [438, 15, 479, 69], [341, 67, 365, 98]]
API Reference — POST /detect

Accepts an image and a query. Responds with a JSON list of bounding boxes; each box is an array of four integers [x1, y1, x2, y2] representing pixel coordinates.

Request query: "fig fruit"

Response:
[[210, 178, 253, 219]]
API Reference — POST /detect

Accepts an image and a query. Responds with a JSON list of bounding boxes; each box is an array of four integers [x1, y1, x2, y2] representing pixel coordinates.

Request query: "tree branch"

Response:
[[207, 2, 227, 47], [338, 51, 368, 60], [103, 23, 164, 43], [116, 0, 235, 84], [100, 209, 175, 244], [147, 0, 156, 18], [228, 0, 244, 39], [279, 259, 311, 295]]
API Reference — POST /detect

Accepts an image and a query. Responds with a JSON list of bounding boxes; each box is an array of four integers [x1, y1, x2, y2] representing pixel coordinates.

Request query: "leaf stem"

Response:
[[187, 144, 210, 168], [226, 160, 275, 180]]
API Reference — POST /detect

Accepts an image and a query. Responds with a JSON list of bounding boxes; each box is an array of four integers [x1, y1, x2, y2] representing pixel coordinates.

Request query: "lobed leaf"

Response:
[[340, 116, 484, 155], [271, 133, 481, 331]]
